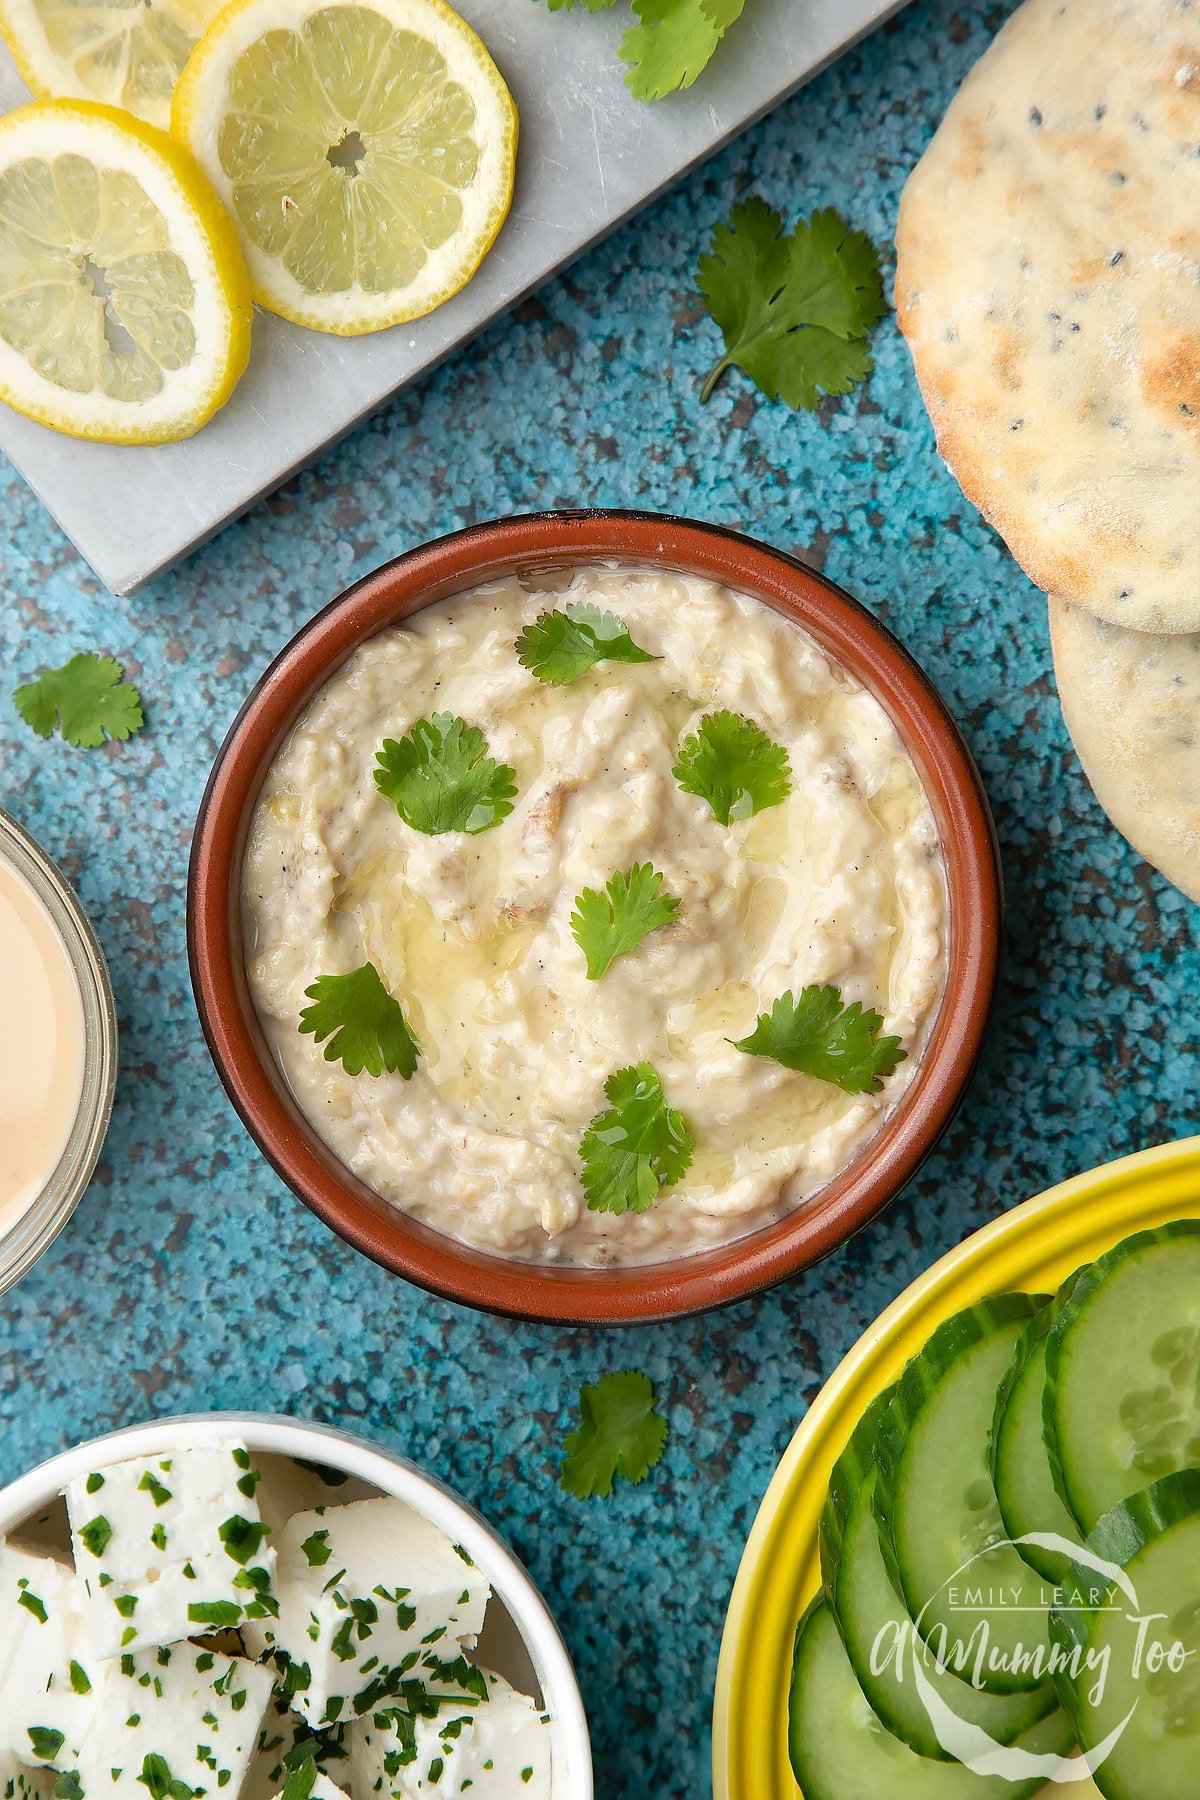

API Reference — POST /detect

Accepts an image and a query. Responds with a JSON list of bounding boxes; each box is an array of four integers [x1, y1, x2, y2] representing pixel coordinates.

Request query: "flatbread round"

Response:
[[896, 0, 1200, 635], [1050, 595, 1199, 901]]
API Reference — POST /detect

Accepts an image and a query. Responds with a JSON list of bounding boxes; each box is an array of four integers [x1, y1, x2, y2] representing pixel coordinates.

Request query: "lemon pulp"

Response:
[[0, 0, 223, 126], [218, 7, 481, 297], [0, 150, 196, 401]]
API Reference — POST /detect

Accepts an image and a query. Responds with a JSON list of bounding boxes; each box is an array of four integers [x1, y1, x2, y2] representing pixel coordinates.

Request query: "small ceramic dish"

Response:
[[0, 808, 117, 1297], [0, 1410, 593, 1798], [712, 1134, 1200, 1800], [188, 509, 1002, 1324]]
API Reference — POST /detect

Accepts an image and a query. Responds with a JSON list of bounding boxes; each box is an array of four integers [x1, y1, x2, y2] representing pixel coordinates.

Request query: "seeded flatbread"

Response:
[[896, 0, 1200, 635], [1049, 595, 1199, 901]]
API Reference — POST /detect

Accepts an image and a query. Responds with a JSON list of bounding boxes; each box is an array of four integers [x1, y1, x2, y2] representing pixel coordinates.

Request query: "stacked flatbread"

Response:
[[894, 0, 1199, 902]]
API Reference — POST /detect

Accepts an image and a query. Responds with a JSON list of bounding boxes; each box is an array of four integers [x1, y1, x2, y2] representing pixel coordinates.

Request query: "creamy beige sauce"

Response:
[[243, 568, 948, 1265], [0, 856, 85, 1231]]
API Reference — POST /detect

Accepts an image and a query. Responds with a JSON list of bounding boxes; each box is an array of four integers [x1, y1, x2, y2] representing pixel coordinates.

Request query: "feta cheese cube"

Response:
[[241, 1696, 349, 1800], [349, 1670, 551, 1799], [0, 1541, 108, 1768], [65, 1441, 276, 1656], [72, 1642, 273, 1799], [243, 1500, 489, 1728]]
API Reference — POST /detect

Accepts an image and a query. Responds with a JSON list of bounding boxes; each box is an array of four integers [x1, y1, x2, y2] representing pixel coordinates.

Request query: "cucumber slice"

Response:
[[787, 1597, 1078, 1800], [874, 1293, 1051, 1693], [1044, 1221, 1200, 1532], [1048, 1470, 1200, 1800], [821, 1383, 1056, 1757], [992, 1281, 1085, 1584]]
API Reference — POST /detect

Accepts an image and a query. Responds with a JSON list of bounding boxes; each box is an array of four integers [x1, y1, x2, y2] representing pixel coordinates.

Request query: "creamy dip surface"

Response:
[[0, 854, 85, 1232], [243, 567, 948, 1266]]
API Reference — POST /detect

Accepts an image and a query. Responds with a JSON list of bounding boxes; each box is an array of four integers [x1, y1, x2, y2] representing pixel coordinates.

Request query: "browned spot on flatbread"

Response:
[[1140, 329, 1200, 436]]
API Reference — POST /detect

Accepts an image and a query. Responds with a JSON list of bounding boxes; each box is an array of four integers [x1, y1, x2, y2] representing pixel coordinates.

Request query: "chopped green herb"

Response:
[[26, 1728, 65, 1763], [697, 198, 887, 408], [17, 1585, 48, 1622], [13, 652, 144, 748], [672, 709, 791, 825], [299, 963, 420, 1080], [218, 1514, 270, 1566], [560, 1369, 669, 1499], [150, 1523, 167, 1552], [570, 863, 679, 981], [137, 1470, 172, 1507], [78, 1515, 112, 1558], [515, 603, 654, 686], [68, 1661, 92, 1695], [373, 714, 517, 836], [579, 1062, 692, 1215], [301, 1528, 332, 1567], [136, 1754, 192, 1800], [187, 1600, 242, 1628], [732, 984, 905, 1093], [85, 1472, 105, 1494]]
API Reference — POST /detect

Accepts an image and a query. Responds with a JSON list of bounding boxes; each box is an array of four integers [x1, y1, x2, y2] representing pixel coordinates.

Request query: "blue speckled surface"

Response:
[[0, 2, 1197, 1794]]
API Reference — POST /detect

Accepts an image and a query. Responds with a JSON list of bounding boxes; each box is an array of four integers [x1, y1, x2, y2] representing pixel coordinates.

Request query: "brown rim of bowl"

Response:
[[188, 509, 1002, 1326]]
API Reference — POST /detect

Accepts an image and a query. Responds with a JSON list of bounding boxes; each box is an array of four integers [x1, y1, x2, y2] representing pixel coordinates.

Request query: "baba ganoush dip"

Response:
[[243, 566, 947, 1266]]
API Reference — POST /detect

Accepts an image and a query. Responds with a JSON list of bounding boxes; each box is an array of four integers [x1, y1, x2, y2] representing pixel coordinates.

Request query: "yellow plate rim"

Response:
[[711, 1134, 1200, 1800]]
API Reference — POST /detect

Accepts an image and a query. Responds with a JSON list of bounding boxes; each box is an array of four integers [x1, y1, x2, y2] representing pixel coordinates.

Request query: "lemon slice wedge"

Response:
[[0, 99, 252, 443], [172, 0, 518, 335], [0, 0, 225, 129]]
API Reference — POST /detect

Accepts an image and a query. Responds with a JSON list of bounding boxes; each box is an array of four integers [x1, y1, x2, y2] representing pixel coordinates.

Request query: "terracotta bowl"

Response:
[[188, 510, 1002, 1325]]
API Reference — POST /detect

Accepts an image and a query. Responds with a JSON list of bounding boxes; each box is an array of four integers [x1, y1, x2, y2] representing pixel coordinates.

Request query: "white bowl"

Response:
[[0, 1411, 593, 1799]]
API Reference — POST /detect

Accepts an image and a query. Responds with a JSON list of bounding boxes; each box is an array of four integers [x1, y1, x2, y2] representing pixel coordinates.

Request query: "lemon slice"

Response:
[[0, 0, 225, 129], [0, 99, 252, 442], [172, 0, 518, 335]]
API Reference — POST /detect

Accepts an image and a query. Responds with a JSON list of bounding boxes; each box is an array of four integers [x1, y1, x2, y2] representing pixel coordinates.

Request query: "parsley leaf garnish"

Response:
[[373, 714, 517, 836], [579, 1062, 692, 1214], [672, 709, 791, 825], [515, 603, 655, 686], [13, 653, 144, 748], [697, 198, 887, 408], [570, 863, 680, 980], [732, 985, 905, 1093], [539, 0, 742, 97], [622, 0, 744, 100], [560, 1371, 669, 1498], [299, 963, 420, 1079]]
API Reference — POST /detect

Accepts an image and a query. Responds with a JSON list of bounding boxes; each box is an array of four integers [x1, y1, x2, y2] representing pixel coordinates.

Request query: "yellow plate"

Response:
[[712, 1135, 1200, 1800]]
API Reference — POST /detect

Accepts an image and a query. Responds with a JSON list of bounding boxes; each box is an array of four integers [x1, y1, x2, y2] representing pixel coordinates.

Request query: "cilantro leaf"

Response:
[[515, 603, 655, 685], [732, 985, 905, 1093], [672, 709, 791, 825], [374, 714, 517, 836], [13, 653, 144, 748], [560, 1371, 669, 1499], [299, 963, 421, 1079], [697, 198, 887, 408], [570, 863, 680, 980], [621, 0, 744, 100], [579, 1062, 692, 1215]]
